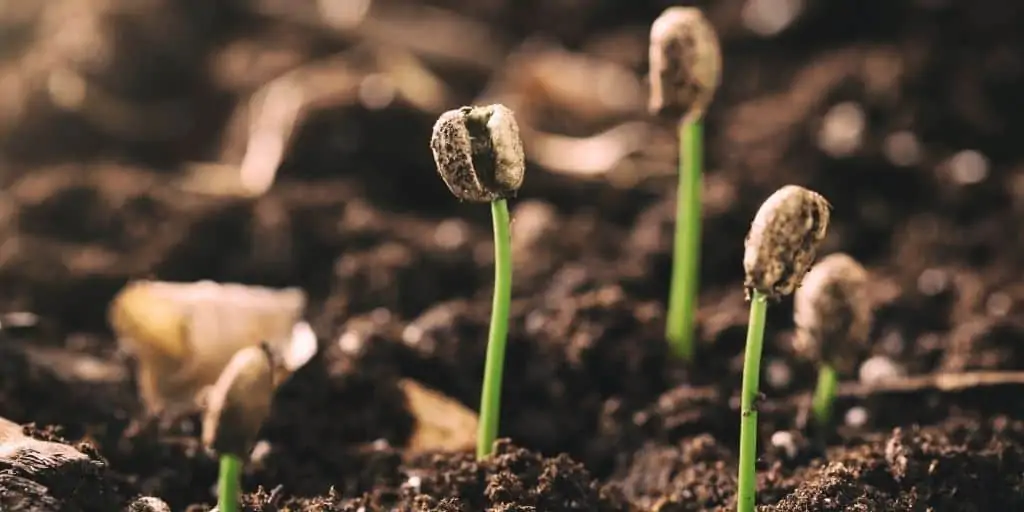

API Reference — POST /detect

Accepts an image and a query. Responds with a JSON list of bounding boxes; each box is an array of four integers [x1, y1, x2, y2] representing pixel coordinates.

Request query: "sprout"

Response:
[[430, 104, 524, 459], [648, 7, 722, 120], [201, 344, 276, 512], [430, 104, 525, 203], [648, 7, 722, 362], [736, 185, 831, 512], [794, 253, 872, 427], [743, 185, 831, 301]]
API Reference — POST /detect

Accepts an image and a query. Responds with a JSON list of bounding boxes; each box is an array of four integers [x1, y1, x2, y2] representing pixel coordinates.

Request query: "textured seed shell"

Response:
[[201, 345, 275, 457], [109, 280, 308, 414], [744, 185, 831, 301], [430, 104, 525, 202], [648, 7, 722, 120], [793, 253, 873, 371]]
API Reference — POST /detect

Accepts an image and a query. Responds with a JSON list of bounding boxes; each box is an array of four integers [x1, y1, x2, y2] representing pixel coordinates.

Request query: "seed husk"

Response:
[[430, 104, 525, 202], [743, 185, 831, 301]]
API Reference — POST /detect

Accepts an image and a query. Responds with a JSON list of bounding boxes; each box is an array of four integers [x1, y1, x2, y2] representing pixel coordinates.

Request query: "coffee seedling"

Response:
[[738, 185, 831, 512], [430, 104, 525, 459], [649, 7, 722, 361], [202, 344, 276, 512], [793, 253, 872, 427]]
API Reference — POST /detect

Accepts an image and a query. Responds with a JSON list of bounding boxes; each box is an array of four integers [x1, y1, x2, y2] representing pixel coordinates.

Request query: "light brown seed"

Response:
[[648, 7, 722, 121], [201, 344, 275, 458], [793, 253, 873, 372], [430, 104, 525, 203], [743, 185, 831, 301]]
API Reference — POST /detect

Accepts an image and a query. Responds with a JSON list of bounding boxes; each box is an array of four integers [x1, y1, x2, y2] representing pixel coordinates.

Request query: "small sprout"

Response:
[[202, 344, 276, 512], [430, 104, 525, 203], [649, 6, 722, 362], [648, 7, 722, 120], [794, 253, 872, 369], [430, 104, 524, 459], [737, 185, 831, 512], [743, 185, 831, 302], [108, 280, 312, 414], [794, 253, 872, 427]]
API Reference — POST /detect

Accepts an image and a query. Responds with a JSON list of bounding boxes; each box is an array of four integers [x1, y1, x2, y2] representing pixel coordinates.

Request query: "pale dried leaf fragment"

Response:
[[648, 7, 722, 121], [201, 345, 275, 457], [744, 185, 831, 301], [430, 104, 525, 202], [109, 280, 312, 414], [793, 253, 873, 373], [399, 379, 478, 456]]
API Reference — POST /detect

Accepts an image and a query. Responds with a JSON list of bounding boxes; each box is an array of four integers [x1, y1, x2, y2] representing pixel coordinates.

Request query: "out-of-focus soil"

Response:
[[2, 0, 1024, 510]]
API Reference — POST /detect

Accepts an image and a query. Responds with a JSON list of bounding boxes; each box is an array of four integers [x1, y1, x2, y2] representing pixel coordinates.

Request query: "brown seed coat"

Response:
[[430, 104, 525, 203], [793, 253, 873, 372], [648, 7, 722, 121], [743, 185, 831, 301], [201, 344, 275, 458]]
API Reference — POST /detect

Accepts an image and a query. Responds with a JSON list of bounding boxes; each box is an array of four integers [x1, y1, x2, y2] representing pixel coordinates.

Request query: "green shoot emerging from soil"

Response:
[[649, 7, 722, 361], [739, 185, 831, 512], [794, 253, 872, 427], [430, 104, 525, 459], [202, 344, 276, 512]]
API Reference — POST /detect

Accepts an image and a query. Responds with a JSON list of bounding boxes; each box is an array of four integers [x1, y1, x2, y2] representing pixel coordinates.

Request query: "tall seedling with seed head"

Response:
[[738, 185, 831, 512], [430, 104, 525, 460], [649, 7, 722, 362], [202, 344, 276, 512], [793, 253, 872, 429]]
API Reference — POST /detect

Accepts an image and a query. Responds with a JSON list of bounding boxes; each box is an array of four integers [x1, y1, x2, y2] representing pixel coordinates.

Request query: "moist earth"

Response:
[[1, 0, 1024, 510]]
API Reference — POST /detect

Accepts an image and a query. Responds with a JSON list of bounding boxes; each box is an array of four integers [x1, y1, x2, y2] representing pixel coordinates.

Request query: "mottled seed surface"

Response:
[[793, 253, 873, 373], [202, 344, 275, 457], [430, 104, 525, 203], [648, 7, 722, 120], [743, 185, 831, 301]]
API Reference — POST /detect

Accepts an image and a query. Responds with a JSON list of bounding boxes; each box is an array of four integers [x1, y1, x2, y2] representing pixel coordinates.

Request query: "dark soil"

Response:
[[2, 0, 1024, 510]]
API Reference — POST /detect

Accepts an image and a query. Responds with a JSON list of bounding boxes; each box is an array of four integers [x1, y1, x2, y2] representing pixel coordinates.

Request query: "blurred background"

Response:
[[0, 0, 1022, 343]]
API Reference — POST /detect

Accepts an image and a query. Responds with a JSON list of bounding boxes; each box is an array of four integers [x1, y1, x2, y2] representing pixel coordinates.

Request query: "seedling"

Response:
[[649, 7, 722, 361], [738, 185, 831, 512], [793, 253, 872, 428], [429, 104, 525, 459], [202, 344, 276, 512]]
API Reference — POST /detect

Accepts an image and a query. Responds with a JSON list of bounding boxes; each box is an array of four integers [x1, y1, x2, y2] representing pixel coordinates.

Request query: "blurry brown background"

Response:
[[0, 0, 1022, 356]]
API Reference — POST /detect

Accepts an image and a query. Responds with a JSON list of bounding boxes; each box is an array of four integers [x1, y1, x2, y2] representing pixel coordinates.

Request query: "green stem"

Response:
[[217, 454, 242, 512], [478, 198, 512, 459], [737, 290, 768, 512], [666, 119, 703, 362], [812, 364, 838, 427]]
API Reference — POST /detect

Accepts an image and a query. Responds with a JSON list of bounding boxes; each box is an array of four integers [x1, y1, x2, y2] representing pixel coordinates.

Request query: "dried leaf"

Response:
[[399, 379, 477, 455]]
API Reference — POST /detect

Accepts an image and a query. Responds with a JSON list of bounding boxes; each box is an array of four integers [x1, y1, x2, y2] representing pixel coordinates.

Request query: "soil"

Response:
[[2, 0, 1024, 510]]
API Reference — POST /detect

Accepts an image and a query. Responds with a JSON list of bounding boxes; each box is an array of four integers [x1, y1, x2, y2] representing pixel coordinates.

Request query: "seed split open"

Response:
[[430, 104, 525, 202]]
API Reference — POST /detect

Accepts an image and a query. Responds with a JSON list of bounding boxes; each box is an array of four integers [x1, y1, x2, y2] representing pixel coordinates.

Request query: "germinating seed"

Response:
[[743, 185, 831, 301], [648, 6, 721, 120], [430, 104, 525, 202], [202, 344, 276, 457], [793, 253, 872, 370]]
